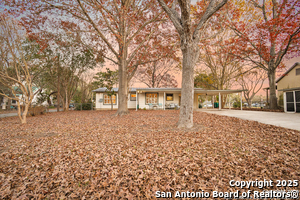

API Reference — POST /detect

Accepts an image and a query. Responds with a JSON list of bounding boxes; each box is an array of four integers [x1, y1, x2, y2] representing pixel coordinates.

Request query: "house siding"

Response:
[[95, 91, 182, 110], [277, 64, 300, 97], [95, 93, 137, 110]]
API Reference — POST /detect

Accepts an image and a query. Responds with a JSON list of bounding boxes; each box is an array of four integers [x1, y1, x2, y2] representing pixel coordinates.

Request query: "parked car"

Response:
[[203, 103, 213, 108], [69, 104, 75, 108]]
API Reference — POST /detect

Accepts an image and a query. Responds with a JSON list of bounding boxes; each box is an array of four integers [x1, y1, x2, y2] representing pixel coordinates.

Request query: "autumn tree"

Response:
[[157, 0, 227, 128], [135, 59, 179, 88], [39, 32, 99, 111], [73, 71, 98, 104], [238, 69, 267, 108], [227, 0, 300, 109], [93, 68, 119, 111], [0, 15, 39, 123], [4, 0, 179, 116], [194, 73, 215, 89]]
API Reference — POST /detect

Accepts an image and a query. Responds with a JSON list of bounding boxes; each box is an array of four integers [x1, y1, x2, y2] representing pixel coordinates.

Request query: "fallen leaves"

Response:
[[0, 110, 299, 199]]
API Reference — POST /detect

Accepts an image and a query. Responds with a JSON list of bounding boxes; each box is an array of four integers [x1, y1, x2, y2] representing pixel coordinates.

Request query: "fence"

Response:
[[70, 103, 94, 111]]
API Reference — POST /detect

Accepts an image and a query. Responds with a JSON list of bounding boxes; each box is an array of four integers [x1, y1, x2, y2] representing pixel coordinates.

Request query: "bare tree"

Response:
[[198, 30, 243, 107], [0, 15, 37, 123], [157, 0, 228, 128], [135, 59, 179, 88], [238, 69, 267, 108], [77, 71, 98, 104]]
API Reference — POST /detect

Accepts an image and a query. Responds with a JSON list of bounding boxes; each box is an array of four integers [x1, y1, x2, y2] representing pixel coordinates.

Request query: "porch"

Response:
[[135, 88, 246, 111]]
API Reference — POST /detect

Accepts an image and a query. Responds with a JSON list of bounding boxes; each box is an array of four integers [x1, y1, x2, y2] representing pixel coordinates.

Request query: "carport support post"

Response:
[[205, 94, 207, 109], [283, 92, 287, 112], [136, 90, 137, 111], [163, 92, 165, 110], [219, 92, 221, 110], [240, 92, 243, 110]]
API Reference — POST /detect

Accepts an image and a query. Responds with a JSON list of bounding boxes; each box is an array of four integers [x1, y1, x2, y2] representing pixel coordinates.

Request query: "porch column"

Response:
[[136, 90, 138, 111], [229, 95, 231, 109], [219, 92, 221, 110], [205, 94, 207, 109], [241, 92, 243, 110], [212, 96, 214, 109], [283, 92, 287, 112], [163, 92, 165, 110]]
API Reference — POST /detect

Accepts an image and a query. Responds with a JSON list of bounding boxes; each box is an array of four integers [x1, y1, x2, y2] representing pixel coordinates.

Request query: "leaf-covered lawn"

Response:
[[0, 110, 299, 199]]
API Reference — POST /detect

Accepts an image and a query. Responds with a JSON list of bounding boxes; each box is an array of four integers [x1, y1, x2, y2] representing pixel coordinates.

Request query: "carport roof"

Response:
[[93, 87, 246, 95], [278, 87, 300, 92]]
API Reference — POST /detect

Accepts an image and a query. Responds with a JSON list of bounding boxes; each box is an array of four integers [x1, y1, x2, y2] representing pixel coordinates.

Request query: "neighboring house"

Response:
[[276, 62, 300, 113], [93, 87, 245, 110], [1, 86, 50, 110]]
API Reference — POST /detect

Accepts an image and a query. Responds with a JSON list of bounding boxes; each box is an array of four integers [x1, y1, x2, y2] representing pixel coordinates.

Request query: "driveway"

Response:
[[0, 109, 64, 118], [198, 109, 300, 131]]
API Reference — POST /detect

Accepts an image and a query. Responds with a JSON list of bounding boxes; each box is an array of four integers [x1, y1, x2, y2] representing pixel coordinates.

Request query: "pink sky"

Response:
[[99, 56, 299, 97], [118, 56, 299, 97]]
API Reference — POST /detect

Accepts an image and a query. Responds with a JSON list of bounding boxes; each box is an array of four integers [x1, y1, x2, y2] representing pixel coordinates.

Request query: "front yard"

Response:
[[0, 110, 299, 199]]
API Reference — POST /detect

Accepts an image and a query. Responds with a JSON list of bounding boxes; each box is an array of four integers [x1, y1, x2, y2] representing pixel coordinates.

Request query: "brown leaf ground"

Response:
[[0, 110, 299, 199]]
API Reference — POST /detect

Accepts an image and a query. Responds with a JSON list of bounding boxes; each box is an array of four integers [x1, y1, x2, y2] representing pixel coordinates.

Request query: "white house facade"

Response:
[[93, 87, 246, 110], [1, 87, 52, 110]]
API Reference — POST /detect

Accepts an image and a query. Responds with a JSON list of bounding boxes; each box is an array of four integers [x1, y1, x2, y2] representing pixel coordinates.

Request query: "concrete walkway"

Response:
[[0, 109, 63, 119], [198, 109, 300, 131]]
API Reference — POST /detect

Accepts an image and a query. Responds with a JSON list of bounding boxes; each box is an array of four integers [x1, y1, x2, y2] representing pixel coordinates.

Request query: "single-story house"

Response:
[[276, 62, 300, 113], [93, 87, 246, 110], [1, 86, 51, 110]]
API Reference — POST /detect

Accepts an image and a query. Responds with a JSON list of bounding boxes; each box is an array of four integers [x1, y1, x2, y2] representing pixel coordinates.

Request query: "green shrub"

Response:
[[233, 101, 241, 108], [278, 94, 283, 106], [199, 104, 202, 108], [76, 103, 92, 110]]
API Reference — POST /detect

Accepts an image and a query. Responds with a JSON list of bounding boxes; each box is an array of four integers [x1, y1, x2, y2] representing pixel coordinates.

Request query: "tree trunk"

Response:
[[17, 100, 29, 124], [117, 60, 129, 115], [268, 69, 277, 109], [21, 103, 29, 124], [246, 98, 252, 108], [177, 42, 199, 128], [57, 70, 60, 112], [63, 90, 68, 111]]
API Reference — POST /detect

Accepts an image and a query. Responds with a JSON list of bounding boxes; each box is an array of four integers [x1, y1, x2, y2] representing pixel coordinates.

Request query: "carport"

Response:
[[193, 89, 246, 110]]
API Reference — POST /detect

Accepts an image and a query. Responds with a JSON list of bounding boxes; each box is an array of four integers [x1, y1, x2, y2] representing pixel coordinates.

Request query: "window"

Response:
[[146, 93, 158, 104], [103, 94, 117, 105], [296, 68, 300, 76], [130, 93, 136, 101], [12, 100, 17, 104], [166, 94, 173, 101]]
